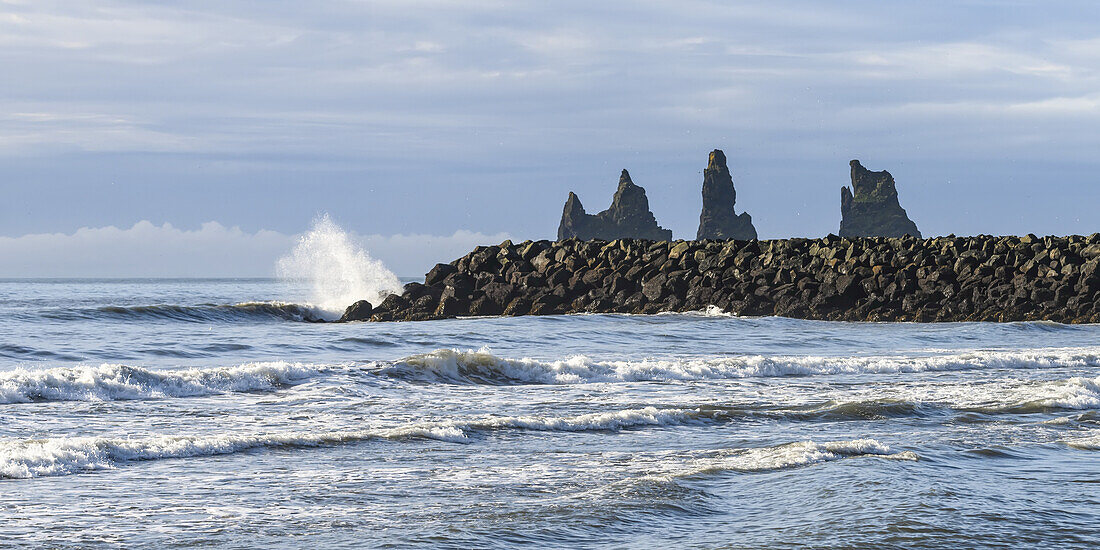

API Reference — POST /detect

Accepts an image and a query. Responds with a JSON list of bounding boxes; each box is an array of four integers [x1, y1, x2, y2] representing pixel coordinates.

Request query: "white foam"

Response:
[[1065, 432, 1100, 451], [381, 347, 1100, 385], [0, 362, 319, 404], [0, 407, 706, 478], [276, 214, 402, 320], [0, 425, 467, 479], [466, 406, 697, 432], [657, 439, 918, 479]]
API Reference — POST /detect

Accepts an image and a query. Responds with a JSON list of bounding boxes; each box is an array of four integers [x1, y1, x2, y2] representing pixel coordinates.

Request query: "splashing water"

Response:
[[276, 215, 402, 319]]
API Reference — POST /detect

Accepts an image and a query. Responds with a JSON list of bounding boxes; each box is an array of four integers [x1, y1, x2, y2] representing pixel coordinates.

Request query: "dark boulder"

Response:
[[839, 160, 921, 238], [425, 263, 458, 286], [557, 170, 673, 241], [697, 149, 757, 240], [338, 300, 373, 322]]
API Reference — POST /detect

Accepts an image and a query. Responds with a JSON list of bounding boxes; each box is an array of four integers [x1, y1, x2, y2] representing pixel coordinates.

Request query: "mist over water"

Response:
[[276, 214, 401, 319]]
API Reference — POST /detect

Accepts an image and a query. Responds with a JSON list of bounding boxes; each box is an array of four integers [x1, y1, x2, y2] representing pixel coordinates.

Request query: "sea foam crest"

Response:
[[0, 425, 467, 479], [1065, 432, 1100, 451], [655, 439, 918, 480], [0, 362, 320, 404], [1005, 376, 1100, 412], [0, 407, 705, 478], [379, 347, 1100, 385]]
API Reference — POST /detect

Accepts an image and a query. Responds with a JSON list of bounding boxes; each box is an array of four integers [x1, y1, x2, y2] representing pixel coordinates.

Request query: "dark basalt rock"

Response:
[[557, 170, 673, 241], [338, 300, 373, 322], [840, 160, 921, 238], [338, 234, 1100, 325], [697, 149, 757, 240]]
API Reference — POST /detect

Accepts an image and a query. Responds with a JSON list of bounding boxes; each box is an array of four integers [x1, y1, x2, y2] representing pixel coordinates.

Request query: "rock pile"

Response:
[[557, 170, 672, 241], [340, 234, 1100, 324], [840, 160, 921, 238], [697, 149, 757, 240]]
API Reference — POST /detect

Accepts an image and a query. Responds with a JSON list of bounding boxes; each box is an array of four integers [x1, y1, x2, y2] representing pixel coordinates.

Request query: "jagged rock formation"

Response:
[[340, 234, 1100, 324], [697, 149, 757, 240], [840, 160, 921, 238], [557, 170, 672, 241]]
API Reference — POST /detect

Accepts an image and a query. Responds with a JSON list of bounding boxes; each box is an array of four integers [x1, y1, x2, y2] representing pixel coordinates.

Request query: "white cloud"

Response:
[[0, 221, 511, 278]]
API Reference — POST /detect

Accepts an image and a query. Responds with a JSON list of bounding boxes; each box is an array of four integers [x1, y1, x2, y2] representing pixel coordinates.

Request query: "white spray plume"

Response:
[[276, 214, 402, 318]]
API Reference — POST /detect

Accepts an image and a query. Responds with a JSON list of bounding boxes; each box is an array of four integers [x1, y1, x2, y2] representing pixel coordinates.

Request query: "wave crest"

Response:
[[378, 347, 1100, 385], [0, 362, 320, 404], [43, 301, 328, 323], [654, 439, 918, 480]]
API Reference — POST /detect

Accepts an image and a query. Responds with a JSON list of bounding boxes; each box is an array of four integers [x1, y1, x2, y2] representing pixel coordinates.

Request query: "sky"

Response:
[[2, 0, 1099, 276]]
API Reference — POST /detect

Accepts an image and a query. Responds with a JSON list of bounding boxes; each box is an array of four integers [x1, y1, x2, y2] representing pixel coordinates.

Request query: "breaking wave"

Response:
[[0, 406, 709, 478], [650, 439, 918, 480], [42, 301, 328, 323], [377, 347, 1100, 385], [1065, 432, 1100, 451], [0, 362, 320, 404], [0, 425, 466, 479]]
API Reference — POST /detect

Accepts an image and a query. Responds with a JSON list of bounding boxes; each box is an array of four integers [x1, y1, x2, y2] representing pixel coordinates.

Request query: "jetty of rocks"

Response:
[[340, 234, 1100, 324]]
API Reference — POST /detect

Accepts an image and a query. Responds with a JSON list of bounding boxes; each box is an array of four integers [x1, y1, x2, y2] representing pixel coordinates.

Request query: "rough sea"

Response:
[[2, 277, 1100, 548]]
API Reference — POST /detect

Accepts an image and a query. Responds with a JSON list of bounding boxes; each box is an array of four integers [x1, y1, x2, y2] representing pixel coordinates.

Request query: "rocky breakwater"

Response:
[[339, 234, 1100, 324]]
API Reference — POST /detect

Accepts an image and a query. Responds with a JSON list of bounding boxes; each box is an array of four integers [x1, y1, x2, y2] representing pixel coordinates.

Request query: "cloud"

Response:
[[2, 1, 1100, 242], [0, 221, 511, 278]]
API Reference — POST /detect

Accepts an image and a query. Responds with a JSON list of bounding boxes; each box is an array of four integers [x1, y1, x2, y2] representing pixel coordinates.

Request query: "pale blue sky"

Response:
[[2, 1, 1099, 275]]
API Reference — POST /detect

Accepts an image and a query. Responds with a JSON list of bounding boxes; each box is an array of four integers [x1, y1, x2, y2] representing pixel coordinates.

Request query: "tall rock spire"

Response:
[[557, 169, 673, 241], [839, 160, 921, 238], [696, 149, 757, 240]]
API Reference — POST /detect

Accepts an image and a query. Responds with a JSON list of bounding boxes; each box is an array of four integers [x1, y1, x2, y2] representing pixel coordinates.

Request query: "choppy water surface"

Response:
[[2, 279, 1099, 548]]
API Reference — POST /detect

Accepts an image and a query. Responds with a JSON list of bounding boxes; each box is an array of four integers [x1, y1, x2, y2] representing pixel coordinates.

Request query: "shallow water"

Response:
[[2, 279, 1099, 548]]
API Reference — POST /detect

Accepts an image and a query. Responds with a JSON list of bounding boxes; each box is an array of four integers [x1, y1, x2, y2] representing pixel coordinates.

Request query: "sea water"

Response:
[[2, 277, 1100, 548]]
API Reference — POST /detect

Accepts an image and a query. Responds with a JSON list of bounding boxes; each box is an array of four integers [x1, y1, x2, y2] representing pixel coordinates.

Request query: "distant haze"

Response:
[[2, 1, 1099, 276]]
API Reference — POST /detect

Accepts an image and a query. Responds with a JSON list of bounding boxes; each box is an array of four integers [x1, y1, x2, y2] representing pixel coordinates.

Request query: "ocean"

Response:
[[2, 277, 1100, 548]]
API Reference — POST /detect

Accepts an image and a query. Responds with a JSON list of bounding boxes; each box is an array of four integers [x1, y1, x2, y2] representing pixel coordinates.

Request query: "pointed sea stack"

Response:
[[557, 169, 673, 241], [839, 160, 921, 238], [696, 149, 757, 240]]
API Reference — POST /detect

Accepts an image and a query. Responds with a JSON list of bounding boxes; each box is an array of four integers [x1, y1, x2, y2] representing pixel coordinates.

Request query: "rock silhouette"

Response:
[[696, 149, 757, 240], [557, 169, 673, 241], [840, 160, 921, 238]]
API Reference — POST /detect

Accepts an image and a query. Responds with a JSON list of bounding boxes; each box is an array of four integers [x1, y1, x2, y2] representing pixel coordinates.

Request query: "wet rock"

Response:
[[342, 232, 1099, 324], [425, 263, 458, 286], [840, 160, 922, 238], [338, 300, 373, 322], [557, 170, 673, 241], [696, 149, 757, 240]]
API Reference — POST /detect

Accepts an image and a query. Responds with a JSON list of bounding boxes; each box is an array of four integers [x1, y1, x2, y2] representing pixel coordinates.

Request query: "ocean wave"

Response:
[[988, 376, 1100, 413], [0, 362, 320, 404], [1064, 432, 1100, 451], [0, 406, 704, 478], [377, 347, 1100, 385], [40, 301, 329, 323], [0, 425, 467, 479], [651, 439, 918, 480]]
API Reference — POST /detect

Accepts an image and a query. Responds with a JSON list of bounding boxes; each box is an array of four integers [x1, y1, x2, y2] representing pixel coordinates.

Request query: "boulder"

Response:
[[557, 169, 673, 241], [839, 160, 921, 238], [337, 300, 373, 322], [696, 149, 758, 240]]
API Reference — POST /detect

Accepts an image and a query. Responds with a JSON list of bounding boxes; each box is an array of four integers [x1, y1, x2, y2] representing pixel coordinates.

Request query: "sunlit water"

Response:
[[2, 278, 1100, 548]]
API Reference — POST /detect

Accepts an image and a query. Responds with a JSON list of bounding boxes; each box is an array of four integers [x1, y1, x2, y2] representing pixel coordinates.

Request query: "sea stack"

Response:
[[696, 149, 757, 240], [557, 169, 673, 241], [839, 160, 921, 238]]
